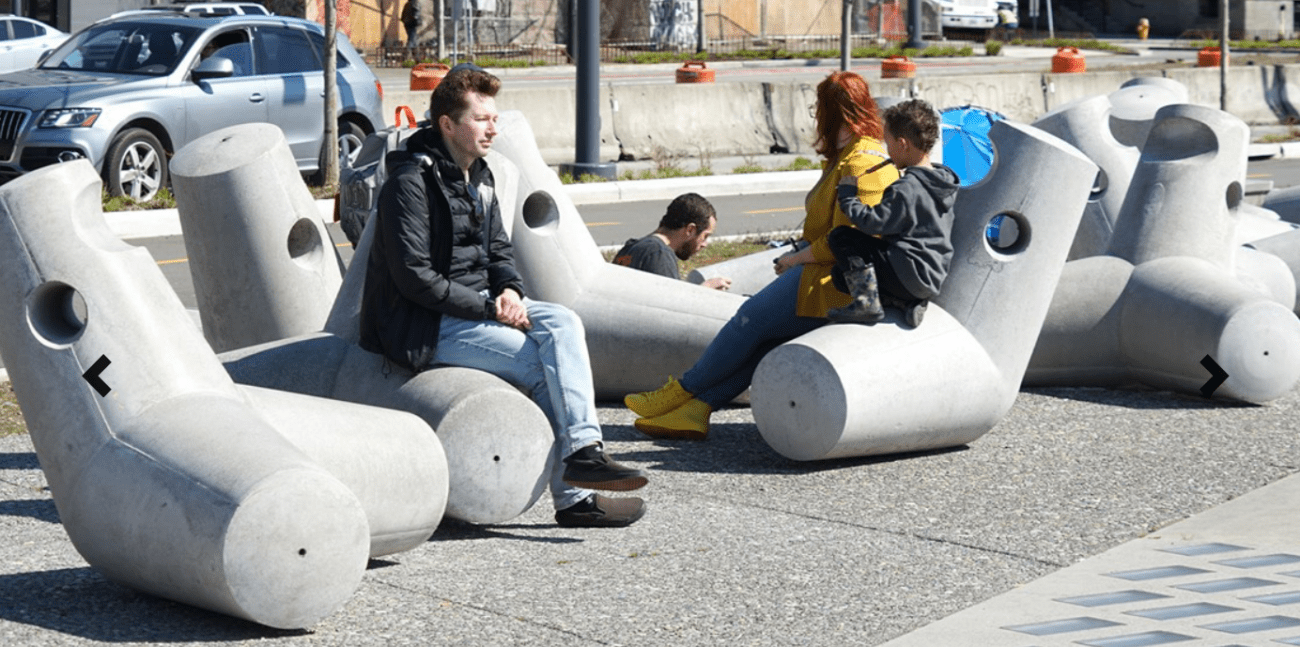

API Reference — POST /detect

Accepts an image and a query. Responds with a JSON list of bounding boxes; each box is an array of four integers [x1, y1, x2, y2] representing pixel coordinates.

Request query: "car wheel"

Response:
[[338, 120, 366, 168], [106, 128, 167, 202], [311, 120, 368, 186]]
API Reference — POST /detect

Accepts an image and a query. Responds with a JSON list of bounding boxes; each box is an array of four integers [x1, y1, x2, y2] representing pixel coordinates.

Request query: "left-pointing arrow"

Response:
[[83, 355, 111, 397]]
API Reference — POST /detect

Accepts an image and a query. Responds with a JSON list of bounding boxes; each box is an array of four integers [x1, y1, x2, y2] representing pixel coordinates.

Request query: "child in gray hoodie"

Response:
[[827, 99, 960, 327]]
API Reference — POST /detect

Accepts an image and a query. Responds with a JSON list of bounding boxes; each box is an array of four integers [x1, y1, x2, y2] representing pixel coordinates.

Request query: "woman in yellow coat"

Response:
[[626, 71, 899, 440]]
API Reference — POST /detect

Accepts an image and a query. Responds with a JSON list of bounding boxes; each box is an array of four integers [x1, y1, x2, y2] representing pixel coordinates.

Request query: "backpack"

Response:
[[337, 106, 423, 247]]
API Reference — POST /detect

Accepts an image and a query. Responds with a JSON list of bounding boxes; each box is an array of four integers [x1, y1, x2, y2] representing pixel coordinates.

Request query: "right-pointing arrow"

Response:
[[1200, 354, 1228, 399]]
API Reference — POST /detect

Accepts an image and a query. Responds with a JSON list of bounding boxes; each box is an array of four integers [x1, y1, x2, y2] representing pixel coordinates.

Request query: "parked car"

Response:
[[0, 12, 385, 200], [0, 15, 67, 74]]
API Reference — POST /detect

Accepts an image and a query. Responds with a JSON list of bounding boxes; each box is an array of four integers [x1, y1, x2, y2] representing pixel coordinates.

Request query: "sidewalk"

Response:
[[2, 385, 1298, 644]]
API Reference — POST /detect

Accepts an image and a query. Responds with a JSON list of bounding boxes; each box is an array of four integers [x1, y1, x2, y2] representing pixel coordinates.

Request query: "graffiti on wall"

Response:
[[649, 0, 696, 48]]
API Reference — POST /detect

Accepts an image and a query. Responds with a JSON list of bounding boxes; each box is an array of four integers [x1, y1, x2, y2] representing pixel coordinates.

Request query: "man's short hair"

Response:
[[658, 193, 716, 232], [883, 99, 940, 154], [429, 64, 501, 124]]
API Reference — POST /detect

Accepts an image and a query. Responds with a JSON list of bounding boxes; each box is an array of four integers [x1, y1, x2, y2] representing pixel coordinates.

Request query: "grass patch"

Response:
[[682, 239, 770, 275], [730, 163, 768, 174], [1008, 38, 1133, 54], [777, 156, 819, 172], [101, 184, 338, 212], [1192, 38, 1300, 50], [1257, 127, 1300, 143], [0, 382, 26, 437]]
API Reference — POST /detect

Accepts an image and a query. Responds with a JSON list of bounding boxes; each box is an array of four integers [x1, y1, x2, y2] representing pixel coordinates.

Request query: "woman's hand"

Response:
[[495, 288, 532, 331], [774, 245, 814, 276], [838, 174, 859, 188]]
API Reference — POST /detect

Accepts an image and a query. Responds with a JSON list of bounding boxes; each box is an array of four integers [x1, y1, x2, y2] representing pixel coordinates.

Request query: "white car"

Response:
[[0, 16, 66, 74]]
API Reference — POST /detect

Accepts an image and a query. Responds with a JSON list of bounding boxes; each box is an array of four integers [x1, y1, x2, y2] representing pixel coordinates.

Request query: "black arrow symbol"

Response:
[[1200, 354, 1228, 398], [82, 355, 111, 397]]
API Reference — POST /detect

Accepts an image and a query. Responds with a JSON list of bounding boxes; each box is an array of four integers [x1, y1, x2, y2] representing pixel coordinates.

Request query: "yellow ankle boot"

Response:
[[634, 398, 712, 441], [624, 376, 693, 418]]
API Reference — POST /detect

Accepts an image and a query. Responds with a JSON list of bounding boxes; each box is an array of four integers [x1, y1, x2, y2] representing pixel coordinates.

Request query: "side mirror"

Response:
[[192, 56, 234, 82], [36, 49, 53, 66]]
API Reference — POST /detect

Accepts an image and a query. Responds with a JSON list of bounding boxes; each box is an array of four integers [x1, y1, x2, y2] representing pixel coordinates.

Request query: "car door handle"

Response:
[[249, 93, 265, 103]]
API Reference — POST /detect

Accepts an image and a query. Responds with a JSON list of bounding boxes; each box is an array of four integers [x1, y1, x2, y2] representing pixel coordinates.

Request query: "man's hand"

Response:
[[702, 276, 732, 291], [495, 288, 531, 331]]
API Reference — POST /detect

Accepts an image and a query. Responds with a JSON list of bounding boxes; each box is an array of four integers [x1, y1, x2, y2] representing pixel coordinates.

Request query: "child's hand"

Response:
[[838, 174, 858, 188]]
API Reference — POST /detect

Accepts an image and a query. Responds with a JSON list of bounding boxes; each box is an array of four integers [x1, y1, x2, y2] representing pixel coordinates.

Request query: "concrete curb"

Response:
[[107, 170, 819, 240]]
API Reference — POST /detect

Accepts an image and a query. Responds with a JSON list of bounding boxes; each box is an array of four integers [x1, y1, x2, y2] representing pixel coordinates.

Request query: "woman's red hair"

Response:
[[812, 71, 884, 160]]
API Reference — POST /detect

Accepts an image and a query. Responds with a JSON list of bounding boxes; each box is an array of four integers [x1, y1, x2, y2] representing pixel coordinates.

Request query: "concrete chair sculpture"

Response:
[[1032, 79, 1299, 310], [1025, 103, 1300, 403], [490, 111, 746, 399], [168, 123, 553, 525], [0, 161, 448, 628], [746, 120, 1097, 461]]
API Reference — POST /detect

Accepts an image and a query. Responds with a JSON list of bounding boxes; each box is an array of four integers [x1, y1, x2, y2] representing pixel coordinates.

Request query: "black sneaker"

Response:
[[562, 444, 649, 491], [555, 493, 646, 528]]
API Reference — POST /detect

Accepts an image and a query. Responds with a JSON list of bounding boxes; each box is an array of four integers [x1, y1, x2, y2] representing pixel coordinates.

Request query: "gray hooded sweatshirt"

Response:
[[836, 163, 960, 299]]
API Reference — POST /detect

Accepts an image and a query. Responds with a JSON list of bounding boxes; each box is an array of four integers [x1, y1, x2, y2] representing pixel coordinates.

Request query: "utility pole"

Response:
[[906, 0, 924, 50], [1221, 0, 1229, 110], [323, 0, 339, 187], [840, 0, 851, 71]]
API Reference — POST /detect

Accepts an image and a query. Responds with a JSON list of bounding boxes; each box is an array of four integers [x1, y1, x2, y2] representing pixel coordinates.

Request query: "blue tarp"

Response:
[[940, 105, 1006, 187]]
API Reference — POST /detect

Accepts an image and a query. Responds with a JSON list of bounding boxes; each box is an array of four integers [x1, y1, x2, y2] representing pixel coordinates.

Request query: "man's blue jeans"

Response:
[[435, 298, 601, 510], [680, 266, 827, 408]]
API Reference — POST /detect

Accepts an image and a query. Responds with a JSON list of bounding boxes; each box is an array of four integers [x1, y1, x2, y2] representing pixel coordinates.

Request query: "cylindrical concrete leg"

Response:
[[1024, 255, 1134, 386], [1120, 256, 1300, 403], [752, 315, 1005, 461], [221, 335, 554, 525], [240, 385, 449, 557], [170, 123, 344, 352]]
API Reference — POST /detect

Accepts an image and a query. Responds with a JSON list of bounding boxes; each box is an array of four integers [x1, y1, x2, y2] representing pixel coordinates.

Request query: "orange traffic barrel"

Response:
[[881, 56, 916, 79], [1051, 47, 1086, 73], [1198, 47, 1224, 67], [676, 61, 715, 83], [410, 63, 450, 91]]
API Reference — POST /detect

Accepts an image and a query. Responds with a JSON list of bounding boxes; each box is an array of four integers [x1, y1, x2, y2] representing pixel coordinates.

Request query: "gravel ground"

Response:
[[0, 384, 1296, 646]]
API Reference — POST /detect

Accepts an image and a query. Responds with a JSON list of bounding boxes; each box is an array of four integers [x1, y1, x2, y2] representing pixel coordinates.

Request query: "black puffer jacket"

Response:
[[359, 127, 524, 372]]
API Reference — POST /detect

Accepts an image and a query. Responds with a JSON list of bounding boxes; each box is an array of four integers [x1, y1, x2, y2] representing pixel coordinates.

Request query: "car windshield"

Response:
[[39, 22, 202, 75]]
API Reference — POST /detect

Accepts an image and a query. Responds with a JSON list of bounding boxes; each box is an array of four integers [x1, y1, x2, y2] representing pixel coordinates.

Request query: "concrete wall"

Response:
[[382, 63, 1300, 165]]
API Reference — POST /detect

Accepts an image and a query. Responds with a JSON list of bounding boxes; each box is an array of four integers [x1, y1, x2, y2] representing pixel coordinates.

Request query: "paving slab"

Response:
[[0, 383, 1298, 645]]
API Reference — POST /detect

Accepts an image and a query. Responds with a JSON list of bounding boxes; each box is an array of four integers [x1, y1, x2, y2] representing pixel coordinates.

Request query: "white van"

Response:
[[934, 0, 999, 30]]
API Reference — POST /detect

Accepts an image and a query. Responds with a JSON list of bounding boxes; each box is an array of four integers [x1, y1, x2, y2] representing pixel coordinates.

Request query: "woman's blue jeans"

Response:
[[434, 298, 601, 510], [680, 266, 827, 408]]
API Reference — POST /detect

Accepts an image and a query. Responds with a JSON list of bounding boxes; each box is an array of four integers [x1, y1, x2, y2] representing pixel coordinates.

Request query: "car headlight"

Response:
[[38, 108, 101, 128]]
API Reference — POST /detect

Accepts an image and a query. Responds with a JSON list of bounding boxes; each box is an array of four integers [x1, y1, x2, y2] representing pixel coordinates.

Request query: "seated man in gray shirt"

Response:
[[612, 193, 731, 290]]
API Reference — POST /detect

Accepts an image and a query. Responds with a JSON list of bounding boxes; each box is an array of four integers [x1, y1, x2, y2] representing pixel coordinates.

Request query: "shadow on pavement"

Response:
[[0, 567, 304, 642]]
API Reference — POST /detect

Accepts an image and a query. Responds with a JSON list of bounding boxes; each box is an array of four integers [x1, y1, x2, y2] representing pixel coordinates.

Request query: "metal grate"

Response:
[[0, 108, 29, 163]]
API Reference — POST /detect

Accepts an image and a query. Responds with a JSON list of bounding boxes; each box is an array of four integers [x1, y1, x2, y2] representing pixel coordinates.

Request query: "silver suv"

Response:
[[0, 12, 385, 200]]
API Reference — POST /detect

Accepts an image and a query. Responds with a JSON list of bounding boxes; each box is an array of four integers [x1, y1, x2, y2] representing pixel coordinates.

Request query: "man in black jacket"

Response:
[[360, 64, 648, 528]]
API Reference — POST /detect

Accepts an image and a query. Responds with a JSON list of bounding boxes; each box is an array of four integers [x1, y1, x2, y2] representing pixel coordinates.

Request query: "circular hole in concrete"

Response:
[[522, 190, 560, 234], [286, 218, 323, 267], [1090, 168, 1108, 198], [27, 281, 87, 347], [1225, 181, 1243, 211], [984, 212, 1030, 256], [298, 548, 307, 556], [493, 455, 501, 462]]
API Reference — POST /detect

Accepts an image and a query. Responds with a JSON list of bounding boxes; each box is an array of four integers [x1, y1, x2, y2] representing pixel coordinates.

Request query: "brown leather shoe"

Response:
[[555, 494, 646, 528]]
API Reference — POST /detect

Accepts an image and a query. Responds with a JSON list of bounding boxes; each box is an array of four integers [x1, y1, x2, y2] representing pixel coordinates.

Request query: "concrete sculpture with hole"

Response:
[[1032, 80, 1300, 311], [743, 120, 1096, 460], [490, 111, 746, 399], [1024, 103, 1300, 402], [169, 123, 344, 353], [167, 124, 554, 525], [0, 160, 448, 628]]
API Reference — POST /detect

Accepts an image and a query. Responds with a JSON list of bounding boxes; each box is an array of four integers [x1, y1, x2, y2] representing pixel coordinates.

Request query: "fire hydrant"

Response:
[[1137, 17, 1150, 40]]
